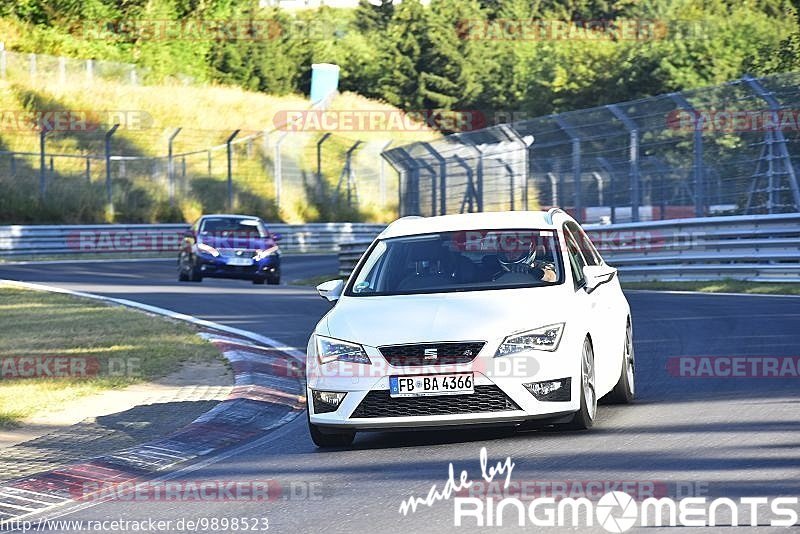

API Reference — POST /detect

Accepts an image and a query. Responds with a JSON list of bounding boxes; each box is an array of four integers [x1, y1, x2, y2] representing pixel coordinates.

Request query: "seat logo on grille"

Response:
[[423, 348, 438, 360]]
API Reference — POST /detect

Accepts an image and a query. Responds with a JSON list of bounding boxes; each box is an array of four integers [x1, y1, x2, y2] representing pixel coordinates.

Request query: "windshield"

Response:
[[199, 218, 267, 238], [346, 229, 563, 296]]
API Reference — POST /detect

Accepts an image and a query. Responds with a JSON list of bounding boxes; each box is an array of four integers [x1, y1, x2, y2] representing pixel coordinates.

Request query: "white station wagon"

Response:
[[306, 209, 635, 447]]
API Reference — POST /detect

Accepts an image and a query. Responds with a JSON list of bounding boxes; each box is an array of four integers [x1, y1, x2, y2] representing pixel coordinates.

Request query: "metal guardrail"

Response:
[[0, 223, 387, 257], [336, 214, 800, 282]]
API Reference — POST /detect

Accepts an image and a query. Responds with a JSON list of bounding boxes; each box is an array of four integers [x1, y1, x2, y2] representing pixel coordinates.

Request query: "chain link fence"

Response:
[[384, 71, 800, 223], [0, 45, 197, 86], [0, 124, 398, 224]]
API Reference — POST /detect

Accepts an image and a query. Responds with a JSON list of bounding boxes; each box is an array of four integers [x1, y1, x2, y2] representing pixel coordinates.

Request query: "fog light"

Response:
[[312, 390, 347, 414], [523, 378, 571, 401]]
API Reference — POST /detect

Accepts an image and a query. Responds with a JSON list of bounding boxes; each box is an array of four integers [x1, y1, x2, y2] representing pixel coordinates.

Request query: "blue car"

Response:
[[178, 214, 281, 285]]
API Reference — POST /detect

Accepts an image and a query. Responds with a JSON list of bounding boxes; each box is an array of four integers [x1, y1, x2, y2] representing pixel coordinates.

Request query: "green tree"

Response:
[[354, 0, 394, 33]]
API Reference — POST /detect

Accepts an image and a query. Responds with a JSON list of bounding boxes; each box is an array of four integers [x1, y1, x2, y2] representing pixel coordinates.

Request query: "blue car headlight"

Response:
[[254, 246, 279, 261], [197, 243, 220, 257]]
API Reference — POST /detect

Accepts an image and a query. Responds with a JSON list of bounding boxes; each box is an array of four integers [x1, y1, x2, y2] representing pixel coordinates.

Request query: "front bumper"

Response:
[[197, 253, 279, 279], [307, 344, 581, 431]]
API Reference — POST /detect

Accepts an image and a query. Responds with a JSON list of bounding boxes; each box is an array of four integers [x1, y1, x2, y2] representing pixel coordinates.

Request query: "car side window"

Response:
[[564, 227, 587, 289], [566, 222, 602, 266]]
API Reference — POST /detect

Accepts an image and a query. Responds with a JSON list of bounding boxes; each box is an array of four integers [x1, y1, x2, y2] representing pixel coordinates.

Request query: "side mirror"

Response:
[[583, 265, 617, 293], [316, 279, 344, 302], [271, 232, 282, 242]]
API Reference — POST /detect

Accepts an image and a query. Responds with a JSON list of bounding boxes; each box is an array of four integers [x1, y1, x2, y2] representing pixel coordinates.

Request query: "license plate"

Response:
[[226, 257, 253, 266], [389, 373, 474, 398]]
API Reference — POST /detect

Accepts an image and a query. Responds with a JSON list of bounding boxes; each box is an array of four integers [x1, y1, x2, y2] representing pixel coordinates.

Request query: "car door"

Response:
[[563, 224, 616, 391], [567, 222, 622, 392]]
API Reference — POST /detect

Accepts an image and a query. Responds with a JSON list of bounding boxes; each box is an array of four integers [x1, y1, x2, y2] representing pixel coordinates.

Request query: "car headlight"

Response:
[[254, 246, 279, 261], [495, 323, 565, 357], [316, 335, 370, 365], [197, 243, 220, 257]]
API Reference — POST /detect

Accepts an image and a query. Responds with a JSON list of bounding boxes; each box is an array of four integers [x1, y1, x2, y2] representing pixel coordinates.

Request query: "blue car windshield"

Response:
[[200, 218, 267, 238], [345, 229, 564, 296]]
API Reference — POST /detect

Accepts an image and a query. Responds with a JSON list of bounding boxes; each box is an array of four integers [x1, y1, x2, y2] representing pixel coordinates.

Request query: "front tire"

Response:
[[564, 337, 597, 430], [178, 253, 194, 282], [307, 411, 355, 448], [606, 319, 635, 404]]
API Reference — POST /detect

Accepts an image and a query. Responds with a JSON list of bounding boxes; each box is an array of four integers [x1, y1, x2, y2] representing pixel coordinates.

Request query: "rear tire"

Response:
[[606, 319, 635, 404], [563, 337, 596, 430], [266, 274, 280, 285], [252, 277, 266, 285], [307, 411, 355, 448]]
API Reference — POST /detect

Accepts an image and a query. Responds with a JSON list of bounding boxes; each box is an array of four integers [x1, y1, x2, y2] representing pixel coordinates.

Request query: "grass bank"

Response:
[[0, 287, 220, 427], [622, 280, 800, 296]]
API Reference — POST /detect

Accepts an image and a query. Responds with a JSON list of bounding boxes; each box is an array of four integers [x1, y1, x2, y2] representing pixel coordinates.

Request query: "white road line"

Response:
[[625, 289, 800, 298], [0, 279, 306, 360]]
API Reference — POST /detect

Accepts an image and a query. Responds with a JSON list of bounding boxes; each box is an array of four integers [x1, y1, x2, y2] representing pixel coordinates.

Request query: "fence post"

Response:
[[105, 124, 120, 218], [337, 141, 362, 207], [670, 93, 706, 217], [39, 129, 47, 201], [274, 131, 289, 211], [226, 129, 241, 211], [86, 157, 91, 182], [500, 125, 534, 212], [572, 138, 582, 221], [379, 140, 393, 207], [167, 127, 182, 207], [420, 142, 447, 215], [476, 149, 484, 212], [130, 67, 137, 85], [452, 155, 476, 213], [207, 150, 212, 176], [0, 42, 6, 79], [316, 133, 332, 195], [607, 104, 640, 222], [86, 59, 94, 82], [10, 155, 16, 177]]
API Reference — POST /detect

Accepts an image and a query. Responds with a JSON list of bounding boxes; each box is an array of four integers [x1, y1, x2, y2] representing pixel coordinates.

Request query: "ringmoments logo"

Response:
[[397, 448, 799, 531]]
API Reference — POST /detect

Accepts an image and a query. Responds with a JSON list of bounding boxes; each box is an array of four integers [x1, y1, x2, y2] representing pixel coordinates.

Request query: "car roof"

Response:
[[378, 210, 572, 239], [199, 214, 260, 220]]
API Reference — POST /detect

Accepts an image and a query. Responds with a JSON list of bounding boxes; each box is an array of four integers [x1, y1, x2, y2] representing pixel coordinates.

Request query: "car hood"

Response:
[[199, 235, 276, 251], [322, 285, 571, 347]]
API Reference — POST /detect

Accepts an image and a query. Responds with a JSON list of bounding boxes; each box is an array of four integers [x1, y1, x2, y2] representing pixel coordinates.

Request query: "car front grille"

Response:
[[379, 342, 485, 366], [350, 385, 520, 418]]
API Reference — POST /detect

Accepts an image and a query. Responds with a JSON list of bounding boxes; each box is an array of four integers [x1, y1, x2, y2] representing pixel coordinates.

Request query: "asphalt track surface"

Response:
[[1, 257, 799, 533]]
